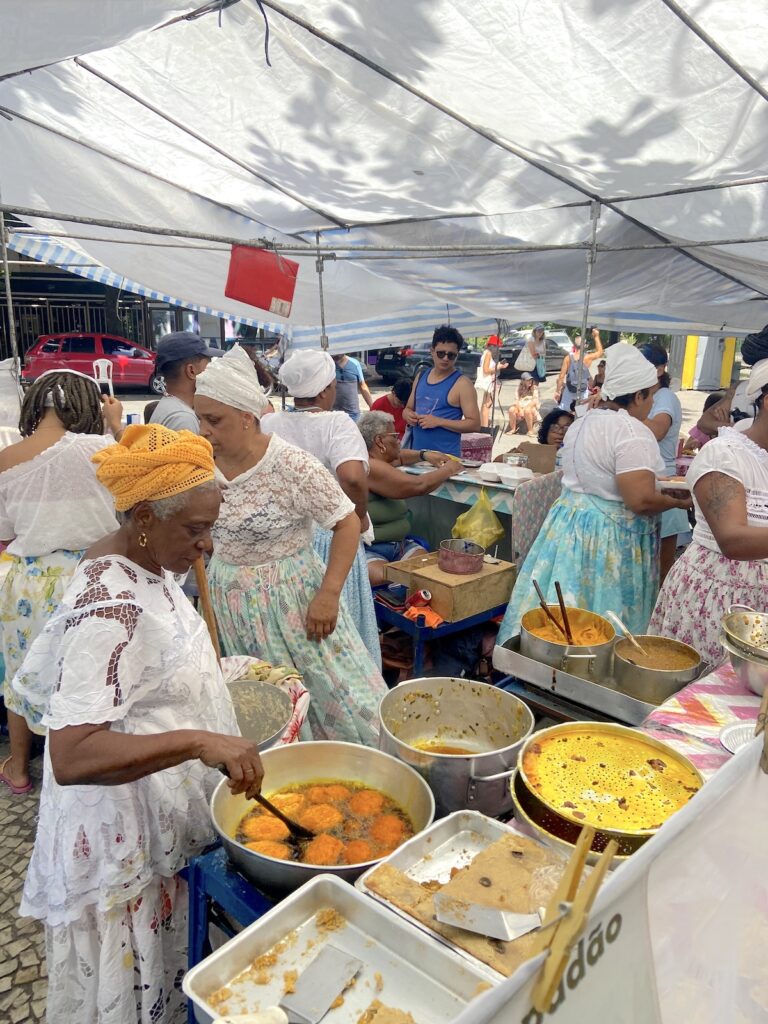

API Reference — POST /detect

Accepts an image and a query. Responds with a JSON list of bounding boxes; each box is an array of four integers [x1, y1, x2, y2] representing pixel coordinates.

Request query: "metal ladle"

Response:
[[604, 610, 649, 659]]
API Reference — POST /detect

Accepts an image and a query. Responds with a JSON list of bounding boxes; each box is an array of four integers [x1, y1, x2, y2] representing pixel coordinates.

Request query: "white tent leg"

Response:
[[0, 190, 23, 405], [575, 202, 602, 397]]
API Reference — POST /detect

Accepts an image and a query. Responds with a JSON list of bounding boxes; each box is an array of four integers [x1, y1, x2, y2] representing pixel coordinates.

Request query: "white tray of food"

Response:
[[356, 811, 563, 980], [183, 874, 495, 1024], [655, 476, 691, 493]]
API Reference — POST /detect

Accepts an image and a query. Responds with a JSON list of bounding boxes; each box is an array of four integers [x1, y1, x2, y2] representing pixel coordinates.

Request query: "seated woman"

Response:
[[650, 360, 768, 670], [11, 424, 263, 1023], [263, 349, 380, 666], [498, 345, 692, 642], [507, 373, 540, 435], [538, 408, 575, 447], [358, 411, 460, 585], [195, 346, 387, 745]]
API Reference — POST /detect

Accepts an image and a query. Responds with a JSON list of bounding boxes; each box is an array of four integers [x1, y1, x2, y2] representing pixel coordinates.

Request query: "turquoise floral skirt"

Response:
[[208, 548, 388, 746], [0, 550, 83, 732], [313, 526, 381, 669], [498, 489, 660, 644]]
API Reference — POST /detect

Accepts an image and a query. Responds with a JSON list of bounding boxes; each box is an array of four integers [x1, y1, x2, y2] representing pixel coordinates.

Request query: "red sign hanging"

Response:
[[225, 245, 299, 317]]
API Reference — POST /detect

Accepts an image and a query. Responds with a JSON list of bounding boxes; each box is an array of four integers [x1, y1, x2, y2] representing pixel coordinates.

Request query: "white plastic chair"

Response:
[[92, 358, 114, 397]]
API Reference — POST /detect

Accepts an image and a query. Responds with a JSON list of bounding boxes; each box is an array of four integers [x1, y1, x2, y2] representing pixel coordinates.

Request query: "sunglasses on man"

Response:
[[434, 349, 458, 361]]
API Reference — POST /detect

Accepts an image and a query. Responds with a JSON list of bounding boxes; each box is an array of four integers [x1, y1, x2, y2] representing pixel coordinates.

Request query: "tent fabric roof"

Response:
[[1, 0, 767, 338]]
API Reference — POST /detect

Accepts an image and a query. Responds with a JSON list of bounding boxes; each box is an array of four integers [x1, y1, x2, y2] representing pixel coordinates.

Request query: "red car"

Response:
[[22, 333, 161, 392]]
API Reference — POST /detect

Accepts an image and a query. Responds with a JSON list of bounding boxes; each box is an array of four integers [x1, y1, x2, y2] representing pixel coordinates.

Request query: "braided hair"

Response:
[[19, 372, 104, 437]]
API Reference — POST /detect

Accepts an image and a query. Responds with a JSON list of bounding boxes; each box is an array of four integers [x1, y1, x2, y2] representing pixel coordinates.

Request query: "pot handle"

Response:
[[727, 604, 758, 616], [561, 651, 596, 676], [466, 766, 517, 803]]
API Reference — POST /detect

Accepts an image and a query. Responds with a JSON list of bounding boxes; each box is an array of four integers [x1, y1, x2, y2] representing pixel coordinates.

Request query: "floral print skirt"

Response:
[[650, 541, 768, 672], [498, 488, 660, 643], [208, 547, 387, 746], [0, 549, 82, 730], [45, 873, 187, 1024]]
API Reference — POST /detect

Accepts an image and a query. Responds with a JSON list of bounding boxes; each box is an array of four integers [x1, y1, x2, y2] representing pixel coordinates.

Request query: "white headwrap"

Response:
[[601, 343, 658, 401], [194, 343, 269, 417], [745, 358, 768, 400], [279, 350, 336, 398]]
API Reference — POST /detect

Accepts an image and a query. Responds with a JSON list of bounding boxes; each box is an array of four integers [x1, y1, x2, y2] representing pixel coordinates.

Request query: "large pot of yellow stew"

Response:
[[520, 606, 615, 680]]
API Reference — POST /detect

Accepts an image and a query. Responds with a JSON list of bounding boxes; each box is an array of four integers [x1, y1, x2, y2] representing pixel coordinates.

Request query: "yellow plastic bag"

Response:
[[451, 488, 504, 549]]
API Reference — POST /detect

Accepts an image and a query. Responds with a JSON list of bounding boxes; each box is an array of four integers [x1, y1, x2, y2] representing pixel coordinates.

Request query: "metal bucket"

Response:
[[378, 677, 535, 816], [613, 636, 701, 705], [520, 606, 615, 681]]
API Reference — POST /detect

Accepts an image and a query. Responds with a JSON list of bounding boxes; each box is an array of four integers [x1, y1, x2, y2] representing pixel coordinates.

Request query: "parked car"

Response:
[[498, 333, 567, 379], [22, 333, 161, 392], [375, 343, 481, 384]]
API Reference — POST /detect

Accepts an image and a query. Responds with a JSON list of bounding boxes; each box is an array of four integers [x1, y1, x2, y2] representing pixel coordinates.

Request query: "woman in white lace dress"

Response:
[[0, 370, 121, 794], [13, 424, 263, 1024], [195, 346, 388, 745], [263, 349, 381, 667]]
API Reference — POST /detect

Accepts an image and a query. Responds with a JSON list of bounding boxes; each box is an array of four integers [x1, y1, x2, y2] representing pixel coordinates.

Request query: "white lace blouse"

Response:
[[15, 556, 238, 927], [213, 433, 355, 566], [0, 432, 118, 557]]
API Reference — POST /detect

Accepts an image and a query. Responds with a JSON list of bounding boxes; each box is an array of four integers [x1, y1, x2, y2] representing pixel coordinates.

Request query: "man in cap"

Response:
[[149, 332, 221, 433]]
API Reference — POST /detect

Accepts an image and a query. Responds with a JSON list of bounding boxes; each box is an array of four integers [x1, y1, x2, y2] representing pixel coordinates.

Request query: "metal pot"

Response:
[[378, 677, 535, 816], [210, 741, 435, 897], [720, 633, 768, 696], [227, 678, 294, 750], [722, 605, 768, 663], [613, 635, 701, 705], [520, 606, 615, 681], [438, 538, 485, 574]]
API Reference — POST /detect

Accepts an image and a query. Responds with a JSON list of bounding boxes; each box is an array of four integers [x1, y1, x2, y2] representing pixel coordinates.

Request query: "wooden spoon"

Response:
[[217, 765, 314, 839], [532, 579, 567, 640], [554, 582, 574, 645]]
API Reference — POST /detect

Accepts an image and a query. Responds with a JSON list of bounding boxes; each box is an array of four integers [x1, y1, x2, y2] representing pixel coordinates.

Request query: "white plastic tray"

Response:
[[183, 874, 494, 1024]]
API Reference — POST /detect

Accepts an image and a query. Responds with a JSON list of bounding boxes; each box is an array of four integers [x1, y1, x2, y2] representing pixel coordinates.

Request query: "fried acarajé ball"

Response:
[[246, 840, 291, 860], [302, 833, 345, 866], [343, 840, 374, 865], [306, 784, 352, 804], [300, 803, 344, 833], [342, 817, 363, 839], [348, 790, 385, 817], [371, 814, 407, 847], [240, 814, 290, 842], [268, 792, 306, 817]]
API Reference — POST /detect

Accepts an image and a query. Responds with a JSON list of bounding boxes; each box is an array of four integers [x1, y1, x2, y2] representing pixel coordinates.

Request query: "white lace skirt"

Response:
[[45, 873, 188, 1024]]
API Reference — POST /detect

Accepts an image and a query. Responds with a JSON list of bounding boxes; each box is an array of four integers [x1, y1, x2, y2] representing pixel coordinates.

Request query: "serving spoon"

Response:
[[604, 610, 649, 659]]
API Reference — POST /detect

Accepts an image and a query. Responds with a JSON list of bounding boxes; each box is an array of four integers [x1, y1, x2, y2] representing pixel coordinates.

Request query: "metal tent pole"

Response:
[[0, 189, 22, 402], [575, 203, 601, 398]]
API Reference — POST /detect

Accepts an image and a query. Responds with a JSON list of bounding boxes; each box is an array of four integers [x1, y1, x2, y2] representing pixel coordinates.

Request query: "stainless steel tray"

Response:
[[493, 636, 655, 726], [356, 810, 526, 978], [183, 874, 493, 1024]]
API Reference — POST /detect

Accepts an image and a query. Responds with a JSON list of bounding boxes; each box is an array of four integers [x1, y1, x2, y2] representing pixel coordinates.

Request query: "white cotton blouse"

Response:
[[0, 432, 119, 557], [262, 409, 369, 474], [213, 433, 354, 566], [688, 428, 768, 557], [14, 556, 238, 927], [561, 408, 665, 501]]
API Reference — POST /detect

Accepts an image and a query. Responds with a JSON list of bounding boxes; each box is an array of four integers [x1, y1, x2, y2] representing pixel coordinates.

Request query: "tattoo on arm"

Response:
[[698, 472, 744, 523]]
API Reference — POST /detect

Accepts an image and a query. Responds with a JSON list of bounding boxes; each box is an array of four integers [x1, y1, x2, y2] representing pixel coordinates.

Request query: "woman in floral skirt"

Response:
[[195, 346, 387, 745]]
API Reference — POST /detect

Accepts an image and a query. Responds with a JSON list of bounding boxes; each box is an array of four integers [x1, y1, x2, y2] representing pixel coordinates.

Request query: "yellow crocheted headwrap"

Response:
[[92, 424, 216, 512]]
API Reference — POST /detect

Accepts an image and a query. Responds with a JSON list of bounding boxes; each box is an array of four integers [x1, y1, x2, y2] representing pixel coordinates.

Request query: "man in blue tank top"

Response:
[[403, 325, 481, 457]]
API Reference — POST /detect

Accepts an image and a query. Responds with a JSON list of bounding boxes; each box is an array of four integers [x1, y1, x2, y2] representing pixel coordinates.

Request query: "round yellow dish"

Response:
[[521, 725, 702, 833]]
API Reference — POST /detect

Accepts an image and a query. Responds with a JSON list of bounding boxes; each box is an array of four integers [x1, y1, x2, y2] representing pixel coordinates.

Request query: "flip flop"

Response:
[[0, 757, 33, 795]]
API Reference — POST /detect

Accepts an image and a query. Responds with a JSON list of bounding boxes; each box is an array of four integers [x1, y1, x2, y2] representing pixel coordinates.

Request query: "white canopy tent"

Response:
[[1, 0, 768, 347]]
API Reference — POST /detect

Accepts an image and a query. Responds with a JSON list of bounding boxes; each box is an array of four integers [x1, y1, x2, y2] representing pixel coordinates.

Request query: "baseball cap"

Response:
[[533, 323, 545, 331], [155, 332, 221, 373], [521, 371, 532, 380], [487, 334, 501, 346]]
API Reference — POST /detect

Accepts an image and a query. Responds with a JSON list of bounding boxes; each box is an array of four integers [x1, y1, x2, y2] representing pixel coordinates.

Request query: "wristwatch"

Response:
[[420, 449, 428, 462]]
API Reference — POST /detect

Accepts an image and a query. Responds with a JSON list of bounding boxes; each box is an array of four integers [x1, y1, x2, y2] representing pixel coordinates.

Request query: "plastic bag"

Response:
[[451, 488, 505, 549], [514, 344, 536, 372]]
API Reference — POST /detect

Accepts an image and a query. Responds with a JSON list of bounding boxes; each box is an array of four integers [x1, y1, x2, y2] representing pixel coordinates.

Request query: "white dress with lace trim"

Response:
[[212, 432, 354, 566], [15, 555, 238, 928]]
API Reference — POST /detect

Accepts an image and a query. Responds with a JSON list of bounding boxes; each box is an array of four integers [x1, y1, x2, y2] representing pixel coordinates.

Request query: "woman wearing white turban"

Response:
[[195, 346, 387, 745], [262, 349, 381, 667], [498, 344, 692, 641], [650, 359, 768, 670]]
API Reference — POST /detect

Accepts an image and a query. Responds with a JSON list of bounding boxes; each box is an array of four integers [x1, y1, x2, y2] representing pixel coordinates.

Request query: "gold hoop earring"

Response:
[[138, 532, 148, 548]]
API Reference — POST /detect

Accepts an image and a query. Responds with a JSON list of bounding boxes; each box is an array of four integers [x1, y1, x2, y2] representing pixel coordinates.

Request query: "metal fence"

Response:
[[0, 298, 148, 359]]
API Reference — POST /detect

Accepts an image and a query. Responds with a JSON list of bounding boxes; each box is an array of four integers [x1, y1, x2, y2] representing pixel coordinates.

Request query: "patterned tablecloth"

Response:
[[640, 663, 761, 779], [403, 466, 562, 519]]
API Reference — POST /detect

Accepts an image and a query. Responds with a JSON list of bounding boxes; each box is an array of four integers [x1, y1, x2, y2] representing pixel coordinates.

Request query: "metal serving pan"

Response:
[[183, 874, 493, 1024]]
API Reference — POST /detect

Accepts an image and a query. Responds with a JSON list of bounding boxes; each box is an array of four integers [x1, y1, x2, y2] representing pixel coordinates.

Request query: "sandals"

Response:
[[0, 756, 33, 795]]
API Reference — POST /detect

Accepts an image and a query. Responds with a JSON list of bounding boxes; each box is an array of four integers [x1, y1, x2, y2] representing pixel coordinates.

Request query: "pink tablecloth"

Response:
[[640, 663, 761, 779]]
